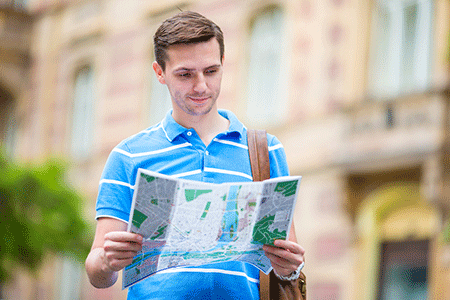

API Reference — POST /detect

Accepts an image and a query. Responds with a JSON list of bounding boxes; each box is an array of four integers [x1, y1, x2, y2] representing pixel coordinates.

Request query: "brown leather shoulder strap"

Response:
[[247, 129, 271, 300], [247, 129, 270, 182]]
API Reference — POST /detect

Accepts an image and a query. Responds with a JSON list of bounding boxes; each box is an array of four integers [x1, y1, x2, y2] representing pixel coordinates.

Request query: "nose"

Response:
[[193, 74, 207, 93]]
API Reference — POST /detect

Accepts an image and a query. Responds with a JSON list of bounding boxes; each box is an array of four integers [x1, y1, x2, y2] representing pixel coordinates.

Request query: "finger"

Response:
[[106, 256, 135, 272], [264, 251, 290, 266], [265, 252, 298, 275], [104, 240, 143, 253], [103, 247, 142, 271], [105, 232, 143, 244], [264, 245, 304, 267], [263, 244, 294, 259], [273, 240, 305, 255], [105, 249, 140, 261]]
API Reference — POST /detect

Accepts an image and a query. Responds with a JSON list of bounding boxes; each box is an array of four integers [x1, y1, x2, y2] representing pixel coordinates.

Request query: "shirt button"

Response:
[[205, 150, 209, 155], [187, 131, 192, 136]]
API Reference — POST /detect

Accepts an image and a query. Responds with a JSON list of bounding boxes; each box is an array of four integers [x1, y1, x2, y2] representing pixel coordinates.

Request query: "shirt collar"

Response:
[[161, 109, 244, 142]]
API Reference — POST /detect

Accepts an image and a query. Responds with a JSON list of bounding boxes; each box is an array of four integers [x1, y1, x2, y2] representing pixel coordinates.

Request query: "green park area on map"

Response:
[[252, 215, 287, 245]]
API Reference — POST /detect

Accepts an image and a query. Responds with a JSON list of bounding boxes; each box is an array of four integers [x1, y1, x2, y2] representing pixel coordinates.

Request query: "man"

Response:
[[85, 11, 305, 299]]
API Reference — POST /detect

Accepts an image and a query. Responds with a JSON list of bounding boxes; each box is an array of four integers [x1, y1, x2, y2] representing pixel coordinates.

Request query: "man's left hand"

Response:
[[263, 240, 305, 277]]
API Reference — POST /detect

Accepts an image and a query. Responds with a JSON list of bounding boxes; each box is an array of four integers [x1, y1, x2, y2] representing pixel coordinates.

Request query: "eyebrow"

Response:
[[173, 64, 222, 73]]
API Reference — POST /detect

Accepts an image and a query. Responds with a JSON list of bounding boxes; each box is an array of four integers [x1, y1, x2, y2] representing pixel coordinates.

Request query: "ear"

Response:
[[152, 61, 166, 84]]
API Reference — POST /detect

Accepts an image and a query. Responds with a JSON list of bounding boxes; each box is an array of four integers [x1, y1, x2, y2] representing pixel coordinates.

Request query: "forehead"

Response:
[[165, 38, 222, 70]]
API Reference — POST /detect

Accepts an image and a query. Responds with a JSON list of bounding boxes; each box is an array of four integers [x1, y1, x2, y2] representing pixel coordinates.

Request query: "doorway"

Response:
[[377, 240, 429, 300]]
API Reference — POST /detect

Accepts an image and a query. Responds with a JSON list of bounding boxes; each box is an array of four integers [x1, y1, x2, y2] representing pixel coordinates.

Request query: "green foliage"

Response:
[[0, 149, 92, 283]]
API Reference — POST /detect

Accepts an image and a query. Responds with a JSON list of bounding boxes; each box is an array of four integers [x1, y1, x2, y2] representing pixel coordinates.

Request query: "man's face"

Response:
[[153, 38, 223, 124]]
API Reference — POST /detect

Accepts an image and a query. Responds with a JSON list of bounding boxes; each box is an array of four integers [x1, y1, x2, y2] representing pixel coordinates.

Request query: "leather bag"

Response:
[[247, 129, 306, 300]]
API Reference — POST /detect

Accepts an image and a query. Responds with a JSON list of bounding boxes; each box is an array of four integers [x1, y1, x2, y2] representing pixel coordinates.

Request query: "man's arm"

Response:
[[85, 217, 143, 288], [263, 222, 305, 277]]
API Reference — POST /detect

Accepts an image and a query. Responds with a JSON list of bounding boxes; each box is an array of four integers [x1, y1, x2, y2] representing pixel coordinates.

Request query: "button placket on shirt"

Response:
[[203, 140, 216, 183], [184, 130, 212, 181]]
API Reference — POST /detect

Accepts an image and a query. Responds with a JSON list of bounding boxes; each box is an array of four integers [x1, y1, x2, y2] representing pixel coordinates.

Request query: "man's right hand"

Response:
[[85, 217, 143, 288], [101, 231, 143, 273]]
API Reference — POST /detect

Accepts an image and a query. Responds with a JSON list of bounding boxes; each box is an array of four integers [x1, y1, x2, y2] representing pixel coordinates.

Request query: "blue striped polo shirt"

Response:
[[96, 109, 289, 300]]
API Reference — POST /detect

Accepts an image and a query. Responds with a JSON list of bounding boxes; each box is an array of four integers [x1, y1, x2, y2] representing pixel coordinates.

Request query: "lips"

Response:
[[188, 96, 209, 104]]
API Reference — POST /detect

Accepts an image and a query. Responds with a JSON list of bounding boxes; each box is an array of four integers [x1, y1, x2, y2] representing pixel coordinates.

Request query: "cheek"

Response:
[[170, 85, 189, 100], [166, 80, 185, 94], [213, 75, 223, 88], [172, 79, 190, 90], [213, 79, 222, 92]]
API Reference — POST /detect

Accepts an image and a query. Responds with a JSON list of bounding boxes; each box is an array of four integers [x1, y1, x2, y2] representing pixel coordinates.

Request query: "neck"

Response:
[[173, 109, 230, 146]]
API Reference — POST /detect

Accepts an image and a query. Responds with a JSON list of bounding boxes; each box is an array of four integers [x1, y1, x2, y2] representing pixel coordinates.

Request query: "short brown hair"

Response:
[[153, 11, 224, 70]]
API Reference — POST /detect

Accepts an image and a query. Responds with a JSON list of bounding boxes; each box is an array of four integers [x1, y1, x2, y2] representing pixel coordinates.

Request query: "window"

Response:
[[149, 65, 172, 125], [369, 0, 433, 99], [377, 240, 429, 300], [70, 66, 95, 160], [246, 7, 288, 127]]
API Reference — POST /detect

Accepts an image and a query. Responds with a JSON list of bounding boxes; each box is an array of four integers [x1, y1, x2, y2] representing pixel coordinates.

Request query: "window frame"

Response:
[[368, 0, 433, 100], [245, 5, 290, 128], [70, 65, 96, 161]]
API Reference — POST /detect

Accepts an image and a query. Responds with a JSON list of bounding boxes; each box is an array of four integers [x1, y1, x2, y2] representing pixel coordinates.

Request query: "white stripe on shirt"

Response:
[[95, 214, 130, 223], [213, 138, 248, 149], [142, 123, 163, 133], [161, 122, 172, 142], [269, 144, 283, 151], [99, 179, 135, 189], [204, 167, 253, 180], [113, 142, 192, 158], [158, 267, 260, 283], [171, 169, 202, 178]]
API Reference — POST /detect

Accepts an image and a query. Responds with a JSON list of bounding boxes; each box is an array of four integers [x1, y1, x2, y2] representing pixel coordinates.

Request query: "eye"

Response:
[[205, 68, 218, 75], [179, 72, 192, 78]]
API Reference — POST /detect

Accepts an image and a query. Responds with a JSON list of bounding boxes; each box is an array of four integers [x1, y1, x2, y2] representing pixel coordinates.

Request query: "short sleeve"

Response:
[[95, 144, 136, 223], [267, 134, 289, 178]]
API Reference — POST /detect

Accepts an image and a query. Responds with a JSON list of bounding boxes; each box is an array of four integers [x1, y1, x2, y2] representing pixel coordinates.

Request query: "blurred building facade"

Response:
[[1, 0, 450, 299]]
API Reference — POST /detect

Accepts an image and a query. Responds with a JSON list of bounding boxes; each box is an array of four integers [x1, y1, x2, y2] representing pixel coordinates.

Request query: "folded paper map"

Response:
[[123, 168, 301, 289]]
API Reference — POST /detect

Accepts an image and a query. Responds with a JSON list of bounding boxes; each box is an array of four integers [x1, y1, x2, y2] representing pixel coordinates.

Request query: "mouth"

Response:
[[188, 96, 209, 104]]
